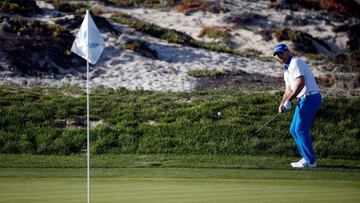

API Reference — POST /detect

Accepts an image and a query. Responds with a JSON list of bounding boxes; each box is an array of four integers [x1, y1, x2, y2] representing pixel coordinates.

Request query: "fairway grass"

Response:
[[1, 154, 359, 202], [1, 178, 359, 203], [1, 167, 360, 180]]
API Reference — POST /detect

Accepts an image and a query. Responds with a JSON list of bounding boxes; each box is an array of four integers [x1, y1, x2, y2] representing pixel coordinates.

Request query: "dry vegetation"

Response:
[[175, 0, 228, 14], [0, 16, 82, 75], [0, 0, 41, 16], [268, 0, 360, 18], [123, 39, 158, 59], [273, 28, 332, 54], [198, 26, 231, 38], [225, 12, 268, 27]]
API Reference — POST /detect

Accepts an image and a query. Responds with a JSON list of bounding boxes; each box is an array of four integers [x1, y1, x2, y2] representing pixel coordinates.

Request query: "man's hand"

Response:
[[278, 100, 292, 113], [284, 100, 292, 110], [278, 103, 285, 113]]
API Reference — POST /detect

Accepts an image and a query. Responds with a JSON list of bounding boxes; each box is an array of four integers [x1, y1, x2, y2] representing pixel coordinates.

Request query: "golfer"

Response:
[[274, 43, 322, 168]]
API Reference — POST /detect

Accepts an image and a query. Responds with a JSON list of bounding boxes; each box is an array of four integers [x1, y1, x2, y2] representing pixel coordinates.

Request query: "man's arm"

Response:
[[279, 76, 305, 113], [288, 76, 305, 102], [279, 85, 293, 113]]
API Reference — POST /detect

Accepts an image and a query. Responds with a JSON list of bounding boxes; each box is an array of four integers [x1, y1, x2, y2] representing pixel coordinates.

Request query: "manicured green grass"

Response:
[[0, 154, 359, 180], [1, 177, 359, 203], [0, 154, 359, 170], [1, 154, 359, 202], [1, 167, 360, 180]]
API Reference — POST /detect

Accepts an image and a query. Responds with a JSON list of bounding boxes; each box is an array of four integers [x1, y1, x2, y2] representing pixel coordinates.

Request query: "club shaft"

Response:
[[254, 113, 281, 134]]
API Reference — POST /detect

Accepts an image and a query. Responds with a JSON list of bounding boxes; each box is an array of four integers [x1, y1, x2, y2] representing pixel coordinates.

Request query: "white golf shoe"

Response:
[[291, 158, 305, 166], [290, 158, 316, 168]]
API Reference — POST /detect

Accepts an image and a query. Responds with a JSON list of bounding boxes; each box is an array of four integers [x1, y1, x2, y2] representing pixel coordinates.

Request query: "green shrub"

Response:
[[187, 69, 227, 78], [35, 127, 62, 154], [0, 130, 20, 153], [50, 129, 86, 155], [0, 86, 359, 159]]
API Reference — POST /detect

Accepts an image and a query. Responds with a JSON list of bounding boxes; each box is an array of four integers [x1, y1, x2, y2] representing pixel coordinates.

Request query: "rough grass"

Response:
[[0, 86, 359, 159]]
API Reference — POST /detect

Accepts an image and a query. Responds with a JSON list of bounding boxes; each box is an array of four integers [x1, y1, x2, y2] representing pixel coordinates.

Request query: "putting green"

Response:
[[1, 178, 359, 203]]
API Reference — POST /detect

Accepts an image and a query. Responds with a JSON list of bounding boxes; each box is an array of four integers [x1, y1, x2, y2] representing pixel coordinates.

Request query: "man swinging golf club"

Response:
[[274, 43, 322, 168]]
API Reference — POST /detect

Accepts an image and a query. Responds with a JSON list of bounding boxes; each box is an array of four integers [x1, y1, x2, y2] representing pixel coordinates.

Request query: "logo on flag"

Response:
[[71, 10, 104, 65]]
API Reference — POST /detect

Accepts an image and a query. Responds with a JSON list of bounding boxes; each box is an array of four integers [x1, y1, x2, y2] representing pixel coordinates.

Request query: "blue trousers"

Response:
[[290, 93, 322, 164]]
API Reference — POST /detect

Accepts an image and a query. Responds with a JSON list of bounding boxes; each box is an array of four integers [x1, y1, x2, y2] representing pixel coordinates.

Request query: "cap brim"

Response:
[[273, 51, 282, 56]]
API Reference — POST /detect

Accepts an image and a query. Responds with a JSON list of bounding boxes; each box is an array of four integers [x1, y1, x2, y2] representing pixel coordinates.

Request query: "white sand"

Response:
[[0, 31, 282, 91], [1, 0, 359, 93]]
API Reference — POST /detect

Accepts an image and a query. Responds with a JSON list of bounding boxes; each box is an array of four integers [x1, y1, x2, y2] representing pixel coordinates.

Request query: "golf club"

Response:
[[253, 112, 281, 135]]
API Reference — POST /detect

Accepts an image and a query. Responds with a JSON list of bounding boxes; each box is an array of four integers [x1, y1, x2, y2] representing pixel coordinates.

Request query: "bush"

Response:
[[108, 0, 149, 7], [52, 1, 100, 14], [0, 16, 81, 75], [123, 39, 158, 58], [0, 0, 41, 16], [35, 127, 62, 154], [19, 133, 36, 153], [50, 129, 86, 155], [225, 12, 267, 27], [91, 125, 119, 154], [0, 86, 359, 159], [273, 28, 331, 54], [187, 69, 229, 78], [175, 0, 228, 14], [0, 130, 20, 153], [198, 26, 231, 45], [269, 0, 360, 18]]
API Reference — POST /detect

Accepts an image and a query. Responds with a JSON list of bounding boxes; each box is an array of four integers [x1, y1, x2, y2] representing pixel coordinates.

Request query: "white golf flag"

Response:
[[71, 10, 104, 65]]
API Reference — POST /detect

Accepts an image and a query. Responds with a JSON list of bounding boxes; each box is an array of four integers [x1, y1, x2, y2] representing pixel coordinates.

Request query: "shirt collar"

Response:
[[284, 56, 292, 71]]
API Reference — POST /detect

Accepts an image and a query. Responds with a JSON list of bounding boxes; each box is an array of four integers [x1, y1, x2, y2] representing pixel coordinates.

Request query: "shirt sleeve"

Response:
[[292, 59, 305, 78], [284, 72, 289, 86]]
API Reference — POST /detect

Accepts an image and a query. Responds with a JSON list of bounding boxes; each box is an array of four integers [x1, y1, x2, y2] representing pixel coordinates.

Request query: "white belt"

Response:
[[299, 91, 320, 100]]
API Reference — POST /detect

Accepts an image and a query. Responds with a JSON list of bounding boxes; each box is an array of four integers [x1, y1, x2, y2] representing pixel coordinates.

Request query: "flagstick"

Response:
[[71, 9, 103, 203], [87, 60, 90, 203], [86, 10, 90, 203]]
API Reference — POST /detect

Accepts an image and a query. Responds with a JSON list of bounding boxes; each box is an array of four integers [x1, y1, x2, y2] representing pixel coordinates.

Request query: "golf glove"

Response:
[[283, 100, 292, 111]]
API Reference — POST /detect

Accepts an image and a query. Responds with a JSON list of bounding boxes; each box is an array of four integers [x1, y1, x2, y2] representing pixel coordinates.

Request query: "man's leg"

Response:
[[295, 94, 322, 164], [290, 106, 305, 158]]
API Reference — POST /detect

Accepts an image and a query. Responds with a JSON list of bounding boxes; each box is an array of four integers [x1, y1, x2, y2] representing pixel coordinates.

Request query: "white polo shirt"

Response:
[[284, 57, 319, 98]]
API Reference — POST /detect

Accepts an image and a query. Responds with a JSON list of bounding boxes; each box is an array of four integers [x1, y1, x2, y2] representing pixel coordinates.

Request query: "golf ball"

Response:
[[218, 112, 221, 116]]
